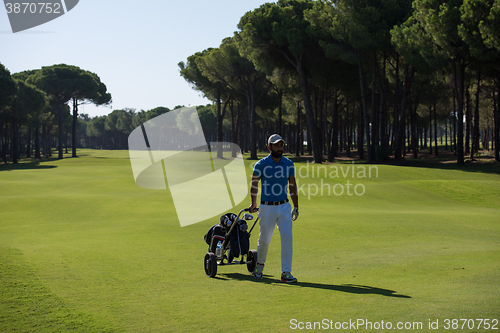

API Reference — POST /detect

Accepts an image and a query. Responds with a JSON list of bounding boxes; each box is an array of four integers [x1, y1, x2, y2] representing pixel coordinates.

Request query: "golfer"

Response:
[[249, 134, 299, 283]]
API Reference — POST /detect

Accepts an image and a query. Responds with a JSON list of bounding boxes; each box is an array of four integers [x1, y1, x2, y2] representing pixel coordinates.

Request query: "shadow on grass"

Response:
[[221, 273, 411, 298], [381, 156, 500, 176], [279, 148, 500, 176], [0, 158, 58, 171]]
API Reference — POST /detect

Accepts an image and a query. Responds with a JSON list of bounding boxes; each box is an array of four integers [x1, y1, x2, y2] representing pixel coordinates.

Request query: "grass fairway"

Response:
[[1, 149, 499, 332]]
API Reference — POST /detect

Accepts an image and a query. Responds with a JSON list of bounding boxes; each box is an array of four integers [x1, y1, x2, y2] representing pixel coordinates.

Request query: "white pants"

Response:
[[257, 202, 293, 273]]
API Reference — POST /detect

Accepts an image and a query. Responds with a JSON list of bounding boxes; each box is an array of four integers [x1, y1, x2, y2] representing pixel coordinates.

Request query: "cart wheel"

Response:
[[204, 252, 217, 277], [247, 250, 257, 273]]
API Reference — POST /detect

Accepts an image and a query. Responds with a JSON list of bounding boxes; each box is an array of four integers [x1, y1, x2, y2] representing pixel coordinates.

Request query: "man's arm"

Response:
[[289, 175, 299, 220], [288, 175, 298, 208], [249, 172, 261, 213]]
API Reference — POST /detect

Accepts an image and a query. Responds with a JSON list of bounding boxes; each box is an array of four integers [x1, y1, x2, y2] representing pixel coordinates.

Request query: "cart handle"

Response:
[[222, 207, 259, 250], [241, 207, 259, 213]]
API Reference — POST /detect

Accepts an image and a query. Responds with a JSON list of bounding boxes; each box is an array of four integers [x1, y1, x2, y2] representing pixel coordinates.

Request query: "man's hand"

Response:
[[249, 172, 260, 214], [292, 207, 299, 221], [249, 202, 258, 214]]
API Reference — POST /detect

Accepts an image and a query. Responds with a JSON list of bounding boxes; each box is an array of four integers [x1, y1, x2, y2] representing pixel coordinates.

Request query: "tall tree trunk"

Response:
[[453, 93, 457, 153], [35, 122, 41, 159], [445, 117, 448, 151], [483, 128, 489, 151], [328, 94, 338, 162], [347, 101, 352, 158], [247, 84, 257, 160], [42, 125, 46, 157], [286, 124, 291, 154], [230, 99, 236, 157], [65, 130, 68, 154], [12, 118, 18, 164], [26, 128, 31, 158], [419, 125, 422, 150], [296, 101, 302, 158], [306, 121, 312, 156], [57, 103, 64, 159], [471, 70, 481, 160], [296, 56, 322, 163], [465, 85, 471, 156], [339, 109, 344, 153], [434, 99, 438, 156], [371, 54, 378, 160], [453, 59, 466, 165], [378, 52, 387, 152], [429, 107, 433, 155], [277, 88, 283, 135], [357, 102, 364, 160], [395, 65, 412, 160], [1, 123, 6, 163], [216, 88, 222, 159], [321, 89, 327, 156], [72, 98, 78, 158], [237, 103, 244, 151], [392, 54, 400, 152], [216, 89, 231, 159], [358, 61, 372, 161], [411, 91, 419, 158], [412, 105, 418, 159], [495, 78, 500, 161]]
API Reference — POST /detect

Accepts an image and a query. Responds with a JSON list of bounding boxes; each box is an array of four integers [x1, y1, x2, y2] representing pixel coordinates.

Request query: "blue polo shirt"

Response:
[[253, 154, 295, 202]]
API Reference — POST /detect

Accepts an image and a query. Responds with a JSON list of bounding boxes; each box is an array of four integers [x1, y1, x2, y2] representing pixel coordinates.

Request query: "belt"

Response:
[[261, 199, 288, 206]]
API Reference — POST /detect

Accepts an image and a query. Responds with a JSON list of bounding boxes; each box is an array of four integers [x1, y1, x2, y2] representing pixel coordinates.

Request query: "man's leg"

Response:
[[257, 205, 277, 267], [277, 202, 293, 274]]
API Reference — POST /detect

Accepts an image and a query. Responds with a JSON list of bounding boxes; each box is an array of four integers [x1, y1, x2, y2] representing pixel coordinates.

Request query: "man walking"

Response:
[[249, 134, 299, 283]]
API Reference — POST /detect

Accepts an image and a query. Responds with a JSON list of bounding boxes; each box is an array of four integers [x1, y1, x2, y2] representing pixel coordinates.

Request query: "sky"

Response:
[[0, 0, 269, 118]]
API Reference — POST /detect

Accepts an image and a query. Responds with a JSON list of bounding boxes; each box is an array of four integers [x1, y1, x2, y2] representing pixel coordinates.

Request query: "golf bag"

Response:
[[203, 207, 259, 278], [204, 223, 225, 253], [204, 213, 249, 258]]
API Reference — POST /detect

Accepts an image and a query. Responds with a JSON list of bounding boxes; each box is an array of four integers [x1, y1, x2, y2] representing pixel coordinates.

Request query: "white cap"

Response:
[[268, 134, 285, 146]]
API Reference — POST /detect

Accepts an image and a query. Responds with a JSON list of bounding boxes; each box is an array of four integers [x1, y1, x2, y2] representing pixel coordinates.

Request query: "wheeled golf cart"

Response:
[[203, 208, 259, 277]]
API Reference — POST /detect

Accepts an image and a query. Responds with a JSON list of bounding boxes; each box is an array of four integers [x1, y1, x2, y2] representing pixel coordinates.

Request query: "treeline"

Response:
[[74, 104, 262, 152], [76, 105, 219, 150], [179, 0, 500, 164], [1, 63, 111, 163], [2, 0, 500, 165]]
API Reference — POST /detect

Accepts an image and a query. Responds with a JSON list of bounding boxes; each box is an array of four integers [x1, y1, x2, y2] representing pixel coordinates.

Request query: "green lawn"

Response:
[[1, 149, 499, 332]]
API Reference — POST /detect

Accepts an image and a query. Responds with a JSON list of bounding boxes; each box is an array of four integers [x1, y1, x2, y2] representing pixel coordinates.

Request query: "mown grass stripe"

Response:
[[0, 247, 117, 333]]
